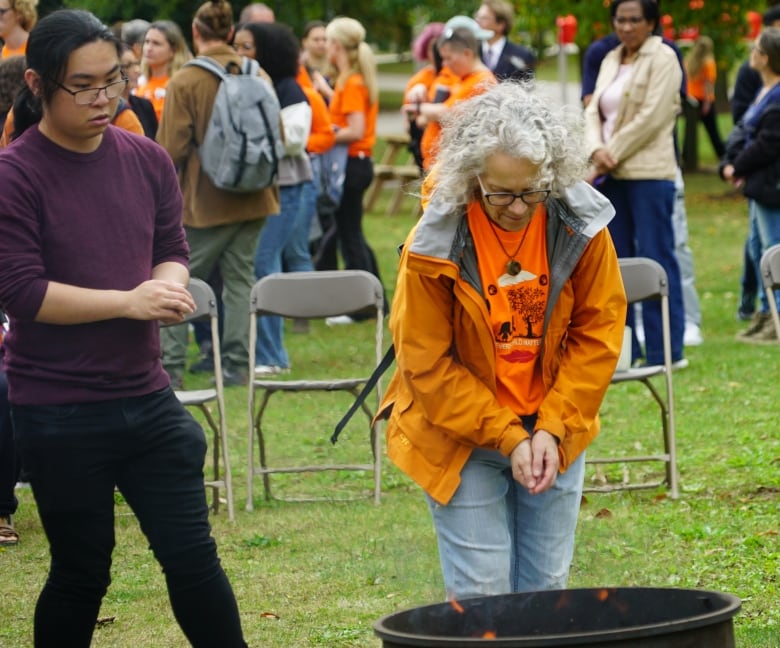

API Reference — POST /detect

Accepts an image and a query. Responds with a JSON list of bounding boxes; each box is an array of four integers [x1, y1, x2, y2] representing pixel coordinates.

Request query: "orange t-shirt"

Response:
[[421, 67, 495, 170], [329, 72, 377, 158], [113, 104, 144, 136], [468, 200, 549, 416], [135, 75, 169, 122], [1, 42, 26, 59], [686, 59, 716, 103], [297, 65, 335, 155], [405, 65, 437, 96]]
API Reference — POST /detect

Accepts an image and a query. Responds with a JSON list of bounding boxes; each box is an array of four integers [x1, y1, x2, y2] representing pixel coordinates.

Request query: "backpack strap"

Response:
[[185, 56, 230, 80], [331, 343, 396, 444], [186, 55, 259, 80]]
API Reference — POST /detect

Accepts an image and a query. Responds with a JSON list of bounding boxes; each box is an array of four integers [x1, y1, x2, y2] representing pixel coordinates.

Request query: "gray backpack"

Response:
[[186, 56, 284, 193]]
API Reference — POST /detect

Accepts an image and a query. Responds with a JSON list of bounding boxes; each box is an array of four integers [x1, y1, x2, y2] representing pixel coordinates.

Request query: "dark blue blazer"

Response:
[[486, 40, 536, 82]]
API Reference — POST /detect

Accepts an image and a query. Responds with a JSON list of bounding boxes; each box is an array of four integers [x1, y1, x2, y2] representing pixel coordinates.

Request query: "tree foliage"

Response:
[[46, 0, 775, 74]]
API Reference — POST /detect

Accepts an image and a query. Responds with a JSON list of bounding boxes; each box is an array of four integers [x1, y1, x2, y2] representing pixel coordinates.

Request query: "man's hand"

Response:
[[509, 430, 560, 495], [125, 280, 195, 324]]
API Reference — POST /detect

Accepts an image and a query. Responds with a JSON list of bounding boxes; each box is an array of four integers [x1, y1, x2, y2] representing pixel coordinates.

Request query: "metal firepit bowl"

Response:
[[374, 587, 742, 647]]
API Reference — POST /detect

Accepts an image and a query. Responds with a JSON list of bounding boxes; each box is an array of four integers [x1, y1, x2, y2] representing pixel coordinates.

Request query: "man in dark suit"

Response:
[[475, 0, 535, 81]]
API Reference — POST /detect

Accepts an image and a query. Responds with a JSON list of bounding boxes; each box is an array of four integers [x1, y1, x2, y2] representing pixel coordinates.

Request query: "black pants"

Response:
[[315, 155, 389, 313], [0, 367, 19, 518], [13, 388, 246, 648]]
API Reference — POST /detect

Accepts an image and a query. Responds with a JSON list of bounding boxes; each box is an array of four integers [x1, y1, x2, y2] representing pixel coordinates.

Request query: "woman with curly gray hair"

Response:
[[378, 82, 626, 599]]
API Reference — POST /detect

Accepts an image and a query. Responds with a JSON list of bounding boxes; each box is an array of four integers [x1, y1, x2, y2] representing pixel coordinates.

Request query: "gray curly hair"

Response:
[[430, 81, 587, 208]]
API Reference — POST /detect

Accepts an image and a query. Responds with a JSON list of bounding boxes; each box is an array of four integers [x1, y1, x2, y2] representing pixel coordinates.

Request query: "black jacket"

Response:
[[484, 40, 535, 82], [721, 99, 780, 208], [128, 94, 158, 140]]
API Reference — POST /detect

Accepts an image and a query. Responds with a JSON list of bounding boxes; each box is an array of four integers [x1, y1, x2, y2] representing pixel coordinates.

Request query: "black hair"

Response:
[[609, 0, 661, 36], [302, 20, 326, 40], [609, 0, 660, 28], [12, 9, 120, 140], [0, 56, 26, 117], [764, 6, 780, 26], [238, 22, 300, 81]]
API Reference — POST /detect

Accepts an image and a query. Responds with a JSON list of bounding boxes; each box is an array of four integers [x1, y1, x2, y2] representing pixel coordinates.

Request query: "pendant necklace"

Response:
[[486, 216, 531, 276]]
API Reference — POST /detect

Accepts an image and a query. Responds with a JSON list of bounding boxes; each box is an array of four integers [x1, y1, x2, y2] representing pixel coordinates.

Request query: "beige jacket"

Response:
[[156, 44, 279, 228], [584, 35, 681, 181]]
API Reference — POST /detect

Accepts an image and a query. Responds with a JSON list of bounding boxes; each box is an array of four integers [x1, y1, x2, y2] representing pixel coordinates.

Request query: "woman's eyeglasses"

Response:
[[54, 78, 128, 105], [477, 176, 550, 207]]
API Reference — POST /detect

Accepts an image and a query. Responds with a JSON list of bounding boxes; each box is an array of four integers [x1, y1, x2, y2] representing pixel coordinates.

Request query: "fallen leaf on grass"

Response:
[[96, 616, 116, 627], [595, 508, 613, 519], [260, 611, 280, 620]]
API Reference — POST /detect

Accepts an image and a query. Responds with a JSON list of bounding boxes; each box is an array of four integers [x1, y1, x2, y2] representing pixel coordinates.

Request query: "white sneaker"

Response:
[[254, 365, 290, 376], [683, 322, 703, 347], [325, 315, 355, 326], [672, 358, 689, 371]]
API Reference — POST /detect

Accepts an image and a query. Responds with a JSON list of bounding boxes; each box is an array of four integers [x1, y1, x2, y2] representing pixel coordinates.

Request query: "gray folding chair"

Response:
[[246, 270, 385, 510], [162, 278, 234, 520], [760, 243, 780, 344], [586, 257, 679, 499]]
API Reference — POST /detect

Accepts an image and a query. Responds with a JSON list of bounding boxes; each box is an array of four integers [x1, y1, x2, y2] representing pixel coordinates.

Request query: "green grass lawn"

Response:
[[1, 168, 778, 647]]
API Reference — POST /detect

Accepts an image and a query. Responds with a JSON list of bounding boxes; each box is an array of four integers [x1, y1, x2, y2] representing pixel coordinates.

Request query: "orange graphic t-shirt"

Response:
[[468, 201, 549, 416], [135, 75, 169, 122]]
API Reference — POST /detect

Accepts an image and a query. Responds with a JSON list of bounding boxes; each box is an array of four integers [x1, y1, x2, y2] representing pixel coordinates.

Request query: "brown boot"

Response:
[[741, 316, 779, 344], [736, 312, 771, 340], [0, 515, 18, 546]]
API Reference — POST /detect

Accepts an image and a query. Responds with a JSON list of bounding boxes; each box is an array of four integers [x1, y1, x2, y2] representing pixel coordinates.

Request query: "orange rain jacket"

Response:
[[377, 182, 627, 505]]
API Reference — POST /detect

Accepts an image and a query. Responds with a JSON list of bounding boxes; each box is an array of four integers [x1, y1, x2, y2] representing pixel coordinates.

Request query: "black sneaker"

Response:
[[215, 367, 247, 387], [189, 356, 215, 374]]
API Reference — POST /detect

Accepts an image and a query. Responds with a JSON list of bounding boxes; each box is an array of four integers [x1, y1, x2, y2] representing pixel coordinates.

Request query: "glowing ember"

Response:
[[482, 630, 497, 639], [449, 598, 465, 614], [597, 589, 609, 602]]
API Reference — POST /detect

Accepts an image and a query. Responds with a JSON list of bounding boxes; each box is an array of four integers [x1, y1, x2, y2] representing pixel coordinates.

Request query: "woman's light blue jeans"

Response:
[[748, 198, 780, 312], [427, 446, 585, 600], [254, 183, 304, 368]]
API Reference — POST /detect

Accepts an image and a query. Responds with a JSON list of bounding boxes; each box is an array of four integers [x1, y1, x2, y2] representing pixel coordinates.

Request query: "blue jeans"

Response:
[[748, 199, 780, 312], [599, 177, 685, 365], [282, 163, 317, 273], [12, 388, 246, 647], [254, 183, 303, 368], [427, 442, 586, 599]]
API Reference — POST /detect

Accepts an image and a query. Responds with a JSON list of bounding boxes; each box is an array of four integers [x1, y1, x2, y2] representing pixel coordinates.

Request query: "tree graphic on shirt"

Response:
[[507, 285, 545, 338]]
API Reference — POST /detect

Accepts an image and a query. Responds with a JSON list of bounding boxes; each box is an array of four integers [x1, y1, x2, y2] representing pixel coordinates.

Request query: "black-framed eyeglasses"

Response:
[[53, 77, 128, 105], [613, 16, 646, 26], [477, 175, 550, 207]]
